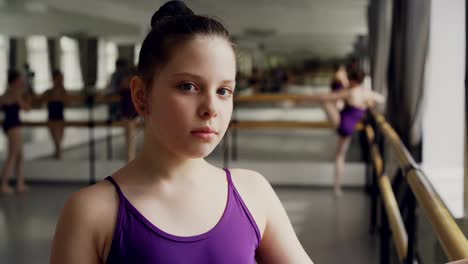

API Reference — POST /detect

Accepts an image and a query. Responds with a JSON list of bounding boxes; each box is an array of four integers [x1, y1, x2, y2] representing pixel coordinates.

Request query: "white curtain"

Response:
[[386, 0, 429, 159], [26, 35, 52, 93], [367, 0, 393, 109], [60, 36, 83, 90], [0, 35, 8, 94], [95, 39, 117, 89]]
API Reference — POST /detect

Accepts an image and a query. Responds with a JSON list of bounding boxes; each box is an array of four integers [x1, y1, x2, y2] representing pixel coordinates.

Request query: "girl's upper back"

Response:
[[104, 169, 260, 264], [346, 85, 374, 109]]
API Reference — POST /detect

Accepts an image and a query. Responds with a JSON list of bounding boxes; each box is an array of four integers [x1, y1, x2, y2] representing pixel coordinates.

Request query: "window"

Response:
[[95, 39, 117, 89], [0, 35, 8, 94], [26, 35, 52, 93], [60, 36, 83, 90]]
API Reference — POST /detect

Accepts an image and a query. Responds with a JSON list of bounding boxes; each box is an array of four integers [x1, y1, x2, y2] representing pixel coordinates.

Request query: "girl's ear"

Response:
[[130, 76, 149, 117]]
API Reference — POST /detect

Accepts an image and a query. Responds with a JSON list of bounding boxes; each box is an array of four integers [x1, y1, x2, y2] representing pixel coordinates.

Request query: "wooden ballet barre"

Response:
[[27, 92, 322, 109], [13, 120, 364, 131], [27, 94, 122, 108], [406, 168, 468, 260], [28, 92, 320, 107], [234, 94, 303, 103], [370, 110, 468, 261], [365, 125, 407, 261], [51, 94, 121, 105], [8, 119, 142, 163], [20, 120, 144, 128], [379, 174, 408, 262], [229, 120, 364, 130]]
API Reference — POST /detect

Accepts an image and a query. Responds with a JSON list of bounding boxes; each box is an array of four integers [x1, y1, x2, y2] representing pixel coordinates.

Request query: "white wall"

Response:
[[423, 0, 466, 218], [0, 9, 139, 37]]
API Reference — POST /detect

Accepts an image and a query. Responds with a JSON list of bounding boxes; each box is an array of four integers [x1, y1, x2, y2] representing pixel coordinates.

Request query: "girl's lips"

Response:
[[191, 126, 218, 134], [190, 126, 218, 140], [190, 131, 217, 140]]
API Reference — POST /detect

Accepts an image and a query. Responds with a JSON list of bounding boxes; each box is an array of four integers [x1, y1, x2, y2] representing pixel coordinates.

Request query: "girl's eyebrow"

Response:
[[173, 72, 236, 84]]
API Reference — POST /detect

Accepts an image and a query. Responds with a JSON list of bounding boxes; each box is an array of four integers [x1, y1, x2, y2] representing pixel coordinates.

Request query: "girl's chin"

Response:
[[184, 145, 217, 159]]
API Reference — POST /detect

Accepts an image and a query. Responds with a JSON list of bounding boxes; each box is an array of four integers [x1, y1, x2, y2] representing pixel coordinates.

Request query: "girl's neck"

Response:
[[5, 87, 19, 99], [129, 133, 212, 183], [53, 85, 64, 92]]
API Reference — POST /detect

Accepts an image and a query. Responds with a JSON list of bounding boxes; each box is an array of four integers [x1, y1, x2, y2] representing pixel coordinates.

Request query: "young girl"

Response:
[[51, 1, 313, 263], [0, 69, 31, 194], [307, 70, 384, 196], [42, 69, 67, 159]]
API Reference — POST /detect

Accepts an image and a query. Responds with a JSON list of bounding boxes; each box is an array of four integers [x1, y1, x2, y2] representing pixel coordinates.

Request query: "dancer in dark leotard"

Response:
[[0, 69, 31, 194], [42, 69, 67, 159], [48, 101, 64, 121], [2, 103, 21, 132]]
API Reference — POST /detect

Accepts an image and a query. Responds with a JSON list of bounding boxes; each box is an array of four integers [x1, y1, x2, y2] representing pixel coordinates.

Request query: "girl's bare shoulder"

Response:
[[227, 168, 273, 234], [57, 179, 119, 240]]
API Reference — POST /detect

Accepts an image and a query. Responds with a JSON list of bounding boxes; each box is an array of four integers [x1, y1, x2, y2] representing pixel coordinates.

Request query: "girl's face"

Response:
[[11, 78, 24, 94], [142, 35, 236, 159], [53, 74, 64, 88]]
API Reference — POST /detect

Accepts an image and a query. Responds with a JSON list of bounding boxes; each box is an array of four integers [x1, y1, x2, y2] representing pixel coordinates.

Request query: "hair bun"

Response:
[[151, 1, 195, 29]]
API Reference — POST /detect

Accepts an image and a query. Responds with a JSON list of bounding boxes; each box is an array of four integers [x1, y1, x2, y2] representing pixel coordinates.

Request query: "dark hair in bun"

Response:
[[52, 69, 63, 79], [7, 69, 20, 85], [348, 70, 365, 84], [138, 1, 233, 89], [150, 0, 194, 29]]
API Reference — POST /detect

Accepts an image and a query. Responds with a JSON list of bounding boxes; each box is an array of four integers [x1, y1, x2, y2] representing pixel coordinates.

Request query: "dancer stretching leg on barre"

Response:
[[303, 70, 384, 196], [0, 70, 31, 194]]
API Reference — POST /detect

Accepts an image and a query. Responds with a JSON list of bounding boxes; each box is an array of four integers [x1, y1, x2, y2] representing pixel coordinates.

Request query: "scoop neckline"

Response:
[[117, 171, 231, 242]]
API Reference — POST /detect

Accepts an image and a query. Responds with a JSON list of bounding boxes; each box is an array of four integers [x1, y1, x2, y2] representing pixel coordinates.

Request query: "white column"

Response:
[[423, 0, 466, 218], [134, 43, 141, 65], [0, 35, 8, 94]]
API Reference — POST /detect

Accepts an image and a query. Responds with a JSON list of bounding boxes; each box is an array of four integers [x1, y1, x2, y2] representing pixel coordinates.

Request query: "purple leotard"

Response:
[[337, 104, 366, 137], [104, 169, 261, 263]]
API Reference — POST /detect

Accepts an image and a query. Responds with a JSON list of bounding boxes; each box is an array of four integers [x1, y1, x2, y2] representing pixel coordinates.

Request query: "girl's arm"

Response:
[[36, 90, 50, 106], [302, 89, 350, 103], [18, 95, 32, 111], [364, 90, 385, 108], [255, 174, 314, 264], [370, 91, 385, 104], [51, 193, 101, 264], [51, 186, 113, 264]]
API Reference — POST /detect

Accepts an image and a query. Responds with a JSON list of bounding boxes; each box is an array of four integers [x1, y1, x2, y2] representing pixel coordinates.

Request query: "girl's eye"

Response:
[[217, 88, 232, 96], [178, 83, 197, 91]]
